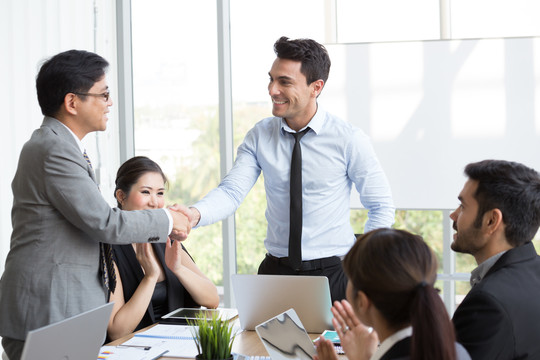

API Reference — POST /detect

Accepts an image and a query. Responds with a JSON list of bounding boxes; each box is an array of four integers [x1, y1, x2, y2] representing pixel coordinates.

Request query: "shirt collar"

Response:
[[56, 119, 85, 154], [280, 106, 325, 135], [370, 326, 412, 360], [470, 250, 507, 287]]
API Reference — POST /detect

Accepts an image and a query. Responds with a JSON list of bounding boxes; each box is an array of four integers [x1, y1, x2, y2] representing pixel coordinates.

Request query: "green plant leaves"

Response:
[[188, 311, 236, 360]]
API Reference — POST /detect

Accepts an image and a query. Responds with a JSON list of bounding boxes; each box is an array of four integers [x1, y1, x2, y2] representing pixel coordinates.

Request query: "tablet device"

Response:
[[255, 308, 316, 360], [160, 307, 238, 324]]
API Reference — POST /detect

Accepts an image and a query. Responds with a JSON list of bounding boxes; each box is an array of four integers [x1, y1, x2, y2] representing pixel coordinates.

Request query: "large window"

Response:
[[130, 0, 540, 309], [131, 0, 223, 284], [229, 0, 327, 277]]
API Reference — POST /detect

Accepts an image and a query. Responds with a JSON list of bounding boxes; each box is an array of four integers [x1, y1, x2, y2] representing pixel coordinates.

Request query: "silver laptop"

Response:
[[20, 302, 114, 360], [231, 274, 333, 333], [255, 308, 316, 360]]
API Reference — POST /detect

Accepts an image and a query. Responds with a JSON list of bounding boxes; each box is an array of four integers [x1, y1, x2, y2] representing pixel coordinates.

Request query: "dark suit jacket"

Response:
[[112, 242, 198, 331], [0, 117, 170, 340], [380, 337, 411, 360], [453, 242, 540, 359], [380, 337, 471, 360]]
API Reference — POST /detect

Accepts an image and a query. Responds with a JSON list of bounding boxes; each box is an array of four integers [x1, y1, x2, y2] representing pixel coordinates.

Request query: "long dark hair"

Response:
[[114, 156, 168, 209], [343, 228, 456, 360]]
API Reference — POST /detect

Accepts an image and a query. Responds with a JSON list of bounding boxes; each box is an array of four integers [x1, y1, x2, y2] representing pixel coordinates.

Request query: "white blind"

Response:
[[321, 37, 540, 209], [0, 0, 119, 274]]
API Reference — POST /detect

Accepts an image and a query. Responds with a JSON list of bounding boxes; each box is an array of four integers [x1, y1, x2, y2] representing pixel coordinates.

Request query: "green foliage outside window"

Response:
[[136, 102, 540, 293]]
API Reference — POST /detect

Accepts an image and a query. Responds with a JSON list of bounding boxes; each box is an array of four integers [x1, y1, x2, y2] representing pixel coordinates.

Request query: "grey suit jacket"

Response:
[[0, 117, 170, 340]]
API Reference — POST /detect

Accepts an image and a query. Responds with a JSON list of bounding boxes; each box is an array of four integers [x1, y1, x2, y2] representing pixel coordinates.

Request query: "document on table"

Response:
[[134, 324, 196, 340], [98, 345, 168, 360], [122, 324, 199, 358]]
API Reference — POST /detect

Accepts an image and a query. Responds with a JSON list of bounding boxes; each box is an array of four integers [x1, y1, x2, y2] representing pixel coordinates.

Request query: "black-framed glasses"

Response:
[[73, 91, 110, 102]]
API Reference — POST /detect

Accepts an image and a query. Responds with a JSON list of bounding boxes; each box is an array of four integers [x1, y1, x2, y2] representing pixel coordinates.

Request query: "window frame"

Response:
[[119, 0, 533, 311]]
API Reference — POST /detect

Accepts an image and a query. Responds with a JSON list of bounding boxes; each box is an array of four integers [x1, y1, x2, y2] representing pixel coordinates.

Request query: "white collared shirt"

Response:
[[57, 119, 85, 153], [194, 107, 395, 259], [370, 326, 412, 360]]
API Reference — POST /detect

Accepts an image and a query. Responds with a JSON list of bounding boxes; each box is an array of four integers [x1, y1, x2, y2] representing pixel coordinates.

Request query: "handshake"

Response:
[[167, 204, 202, 242]]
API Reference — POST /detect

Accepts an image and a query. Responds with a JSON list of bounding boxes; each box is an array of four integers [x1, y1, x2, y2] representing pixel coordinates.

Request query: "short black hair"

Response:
[[273, 36, 331, 85], [465, 159, 540, 246], [36, 49, 109, 117]]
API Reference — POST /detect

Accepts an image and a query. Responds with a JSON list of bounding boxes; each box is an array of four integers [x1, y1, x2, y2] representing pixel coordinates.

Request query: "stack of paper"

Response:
[[98, 324, 199, 359]]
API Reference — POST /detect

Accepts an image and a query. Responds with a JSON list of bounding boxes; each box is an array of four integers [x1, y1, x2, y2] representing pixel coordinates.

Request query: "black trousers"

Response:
[[257, 253, 348, 303], [2, 337, 24, 360]]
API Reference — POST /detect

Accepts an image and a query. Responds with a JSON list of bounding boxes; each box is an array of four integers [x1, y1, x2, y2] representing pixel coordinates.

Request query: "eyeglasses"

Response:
[[73, 91, 110, 102]]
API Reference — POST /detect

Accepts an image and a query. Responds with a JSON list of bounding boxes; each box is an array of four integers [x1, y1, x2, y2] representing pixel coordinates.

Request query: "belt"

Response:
[[266, 253, 343, 272]]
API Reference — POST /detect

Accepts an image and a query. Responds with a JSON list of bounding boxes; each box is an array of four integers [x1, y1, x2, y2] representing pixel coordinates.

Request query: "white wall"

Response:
[[322, 37, 540, 209], [0, 0, 120, 276]]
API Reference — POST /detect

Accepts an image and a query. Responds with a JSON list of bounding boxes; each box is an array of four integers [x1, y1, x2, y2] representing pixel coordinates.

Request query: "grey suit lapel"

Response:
[[42, 116, 99, 185]]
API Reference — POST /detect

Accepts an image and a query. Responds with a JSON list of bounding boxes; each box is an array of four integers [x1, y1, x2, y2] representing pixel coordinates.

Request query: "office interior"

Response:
[[1, 0, 540, 350]]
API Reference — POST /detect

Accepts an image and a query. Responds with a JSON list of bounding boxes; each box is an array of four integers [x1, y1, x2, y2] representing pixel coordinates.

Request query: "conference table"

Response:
[[106, 319, 341, 359]]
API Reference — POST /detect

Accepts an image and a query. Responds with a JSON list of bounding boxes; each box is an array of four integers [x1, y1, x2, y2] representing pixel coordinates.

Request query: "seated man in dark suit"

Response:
[[450, 159, 540, 359]]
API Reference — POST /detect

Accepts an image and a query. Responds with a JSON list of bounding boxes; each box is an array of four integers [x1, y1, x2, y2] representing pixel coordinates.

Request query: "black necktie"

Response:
[[84, 150, 117, 293], [288, 127, 310, 270]]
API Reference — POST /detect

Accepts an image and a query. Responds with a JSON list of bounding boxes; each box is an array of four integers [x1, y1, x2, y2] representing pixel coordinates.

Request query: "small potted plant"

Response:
[[189, 311, 236, 360]]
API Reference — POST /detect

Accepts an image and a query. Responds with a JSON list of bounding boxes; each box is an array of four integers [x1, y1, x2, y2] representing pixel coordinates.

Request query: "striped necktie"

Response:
[[83, 149, 93, 169], [83, 150, 117, 293]]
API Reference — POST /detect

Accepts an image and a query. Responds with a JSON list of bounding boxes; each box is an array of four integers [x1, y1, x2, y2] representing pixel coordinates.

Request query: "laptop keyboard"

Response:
[[233, 353, 271, 360]]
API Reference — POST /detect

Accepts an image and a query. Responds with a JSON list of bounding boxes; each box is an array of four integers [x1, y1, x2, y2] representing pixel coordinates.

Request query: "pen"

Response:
[[117, 344, 152, 350]]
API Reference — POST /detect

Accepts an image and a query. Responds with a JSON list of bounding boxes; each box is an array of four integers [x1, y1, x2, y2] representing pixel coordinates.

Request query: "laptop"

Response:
[[231, 274, 333, 333], [255, 308, 316, 360], [20, 302, 114, 360]]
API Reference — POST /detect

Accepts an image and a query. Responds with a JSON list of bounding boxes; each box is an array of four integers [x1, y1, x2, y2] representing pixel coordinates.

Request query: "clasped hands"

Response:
[[167, 204, 201, 242]]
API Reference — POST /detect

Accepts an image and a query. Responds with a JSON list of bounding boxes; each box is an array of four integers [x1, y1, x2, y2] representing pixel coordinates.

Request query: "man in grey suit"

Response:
[[0, 50, 190, 360]]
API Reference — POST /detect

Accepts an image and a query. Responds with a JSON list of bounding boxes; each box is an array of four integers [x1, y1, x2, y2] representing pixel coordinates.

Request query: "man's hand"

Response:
[[168, 207, 191, 242], [169, 204, 201, 228]]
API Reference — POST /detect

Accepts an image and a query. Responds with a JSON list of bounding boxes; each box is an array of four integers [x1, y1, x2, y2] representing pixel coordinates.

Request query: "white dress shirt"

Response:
[[194, 108, 395, 260]]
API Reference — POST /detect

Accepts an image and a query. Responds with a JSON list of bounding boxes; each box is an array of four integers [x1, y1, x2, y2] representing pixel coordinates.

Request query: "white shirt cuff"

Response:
[[162, 208, 173, 234]]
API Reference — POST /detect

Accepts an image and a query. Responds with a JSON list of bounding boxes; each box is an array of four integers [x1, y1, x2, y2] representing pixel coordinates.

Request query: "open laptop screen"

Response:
[[20, 302, 114, 360], [232, 274, 333, 333]]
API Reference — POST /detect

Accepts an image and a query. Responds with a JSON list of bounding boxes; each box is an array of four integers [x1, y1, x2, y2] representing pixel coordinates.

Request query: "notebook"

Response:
[[255, 308, 316, 360], [20, 302, 114, 360], [231, 274, 333, 333]]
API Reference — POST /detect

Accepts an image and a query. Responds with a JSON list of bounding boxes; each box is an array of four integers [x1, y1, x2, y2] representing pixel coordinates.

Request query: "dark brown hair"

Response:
[[343, 228, 456, 360], [465, 159, 540, 246], [114, 156, 168, 209], [273, 36, 331, 85]]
